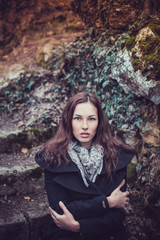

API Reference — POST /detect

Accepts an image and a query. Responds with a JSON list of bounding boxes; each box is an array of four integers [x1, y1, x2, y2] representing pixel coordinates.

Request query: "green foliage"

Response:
[[0, 73, 39, 115], [139, 35, 160, 80], [139, 36, 159, 54], [125, 36, 136, 50], [47, 28, 142, 130], [27, 80, 35, 90], [38, 113, 53, 127], [1, 27, 143, 132], [132, 59, 141, 71], [126, 18, 160, 81], [127, 163, 137, 188], [148, 19, 160, 36]]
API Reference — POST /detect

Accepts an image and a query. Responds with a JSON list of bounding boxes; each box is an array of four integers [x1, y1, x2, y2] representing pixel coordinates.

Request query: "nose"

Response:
[[82, 120, 88, 130]]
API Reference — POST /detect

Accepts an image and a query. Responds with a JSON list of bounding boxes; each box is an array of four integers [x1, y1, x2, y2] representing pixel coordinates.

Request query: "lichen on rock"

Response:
[[125, 19, 160, 83]]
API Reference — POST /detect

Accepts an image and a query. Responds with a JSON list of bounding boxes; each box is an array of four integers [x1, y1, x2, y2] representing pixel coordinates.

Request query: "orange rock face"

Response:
[[109, 5, 136, 29], [0, 0, 82, 56], [71, 0, 160, 29]]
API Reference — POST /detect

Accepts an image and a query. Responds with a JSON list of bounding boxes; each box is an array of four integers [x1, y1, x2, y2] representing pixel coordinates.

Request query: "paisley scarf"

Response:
[[68, 141, 104, 187]]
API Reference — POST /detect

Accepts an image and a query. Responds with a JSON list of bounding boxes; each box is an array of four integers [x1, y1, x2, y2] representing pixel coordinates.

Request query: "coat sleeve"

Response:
[[44, 170, 110, 220], [79, 208, 126, 240]]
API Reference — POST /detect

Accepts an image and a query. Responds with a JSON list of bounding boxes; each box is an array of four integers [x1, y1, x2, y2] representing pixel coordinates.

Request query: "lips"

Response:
[[80, 133, 90, 138]]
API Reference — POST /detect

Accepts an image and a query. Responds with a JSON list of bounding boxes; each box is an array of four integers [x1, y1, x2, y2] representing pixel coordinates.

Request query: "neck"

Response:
[[80, 142, 92, 149]]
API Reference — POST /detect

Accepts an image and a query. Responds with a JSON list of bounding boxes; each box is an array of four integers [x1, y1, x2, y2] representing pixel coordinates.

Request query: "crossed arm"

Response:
[[49, 179, 130, 233]]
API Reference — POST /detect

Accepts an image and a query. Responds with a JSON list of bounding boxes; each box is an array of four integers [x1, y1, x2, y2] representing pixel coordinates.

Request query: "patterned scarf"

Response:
[[68, 141, 104, 187]]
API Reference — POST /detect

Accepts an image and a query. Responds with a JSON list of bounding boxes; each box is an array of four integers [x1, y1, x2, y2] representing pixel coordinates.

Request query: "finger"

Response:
[[124, 191, 129, 197], [119, 179, 125, 188], [49, 207, 60, 219], [50, 213, 57, 221], [116, 179, 125, 191], [50, 211, 61, 225], [126, 197, 130, 203], [49, 210, 57, 221], [49, 208, 57, 221], [49, 206, 56, 215], [59, 201, 69, 214]]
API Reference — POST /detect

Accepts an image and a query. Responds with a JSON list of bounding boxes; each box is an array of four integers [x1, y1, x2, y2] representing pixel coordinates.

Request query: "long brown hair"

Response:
[[40, 92, 136, 178]]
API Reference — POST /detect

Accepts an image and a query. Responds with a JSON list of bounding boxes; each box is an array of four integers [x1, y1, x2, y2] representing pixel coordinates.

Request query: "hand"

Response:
[[49, 201, 80, 232], [107, 179, 130, 214]]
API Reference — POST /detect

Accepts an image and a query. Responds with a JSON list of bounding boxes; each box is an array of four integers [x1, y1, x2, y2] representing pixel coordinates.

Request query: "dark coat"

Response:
[[35, 147, 134, 240]]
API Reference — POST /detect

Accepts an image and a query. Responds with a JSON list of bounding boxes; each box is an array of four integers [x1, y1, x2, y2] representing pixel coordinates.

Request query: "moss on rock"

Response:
[[127, 163, 137, 188], [125, 18, 160, 81], [139, 34, 160, 80], [148, 19, 160, 36], [125, 36, 136, 51]]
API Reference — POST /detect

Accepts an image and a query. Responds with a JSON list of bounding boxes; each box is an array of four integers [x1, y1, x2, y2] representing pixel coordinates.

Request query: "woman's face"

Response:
[[72, 102, 98, 149]]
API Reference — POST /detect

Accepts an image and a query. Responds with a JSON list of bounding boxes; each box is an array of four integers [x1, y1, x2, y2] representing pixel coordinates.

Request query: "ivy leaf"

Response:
[[40, 117, 45, 123], [102, 103, 106, 109], [94, 78, 99, 83], [134, 117, 142, 128], [26, 99, 36, 104], [27, 80, 34, 90], [125, 93, 133, 101], [130, 114, 136, 121], [102, 80, 109, 88], [104, 65, 110, 73]]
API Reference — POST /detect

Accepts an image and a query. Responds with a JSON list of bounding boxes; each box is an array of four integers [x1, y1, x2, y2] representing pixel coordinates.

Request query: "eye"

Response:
[[73, 117, 81, 121], [88, 117, 96, 121]]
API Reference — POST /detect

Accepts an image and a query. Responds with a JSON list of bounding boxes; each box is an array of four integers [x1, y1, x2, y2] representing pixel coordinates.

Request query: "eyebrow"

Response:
[[73, 114, 97, 117]]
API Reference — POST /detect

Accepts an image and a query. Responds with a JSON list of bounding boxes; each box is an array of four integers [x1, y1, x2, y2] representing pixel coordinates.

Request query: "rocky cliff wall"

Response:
[[0, 0, 82, 56], [1, 0, 160, 56], [71, 0, 160, 29]]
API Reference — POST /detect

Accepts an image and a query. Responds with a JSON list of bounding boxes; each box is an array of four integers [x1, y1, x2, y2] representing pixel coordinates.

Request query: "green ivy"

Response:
[[47, 28, 142, 130], [0, 73, 41, 114], [0, 27, 143, 132]]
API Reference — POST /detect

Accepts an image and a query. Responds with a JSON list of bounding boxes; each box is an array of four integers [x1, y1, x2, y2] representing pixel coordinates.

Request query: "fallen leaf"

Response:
[[21, 148, 28, 154], [110, 36, 115, 41], [24, 196, 31, 200], [46, 31, 53, 36], [18, 122, 24, 128]]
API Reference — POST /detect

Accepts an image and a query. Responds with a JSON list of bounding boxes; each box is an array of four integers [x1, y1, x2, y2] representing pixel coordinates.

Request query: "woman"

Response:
[[35, 92, 136, 240]]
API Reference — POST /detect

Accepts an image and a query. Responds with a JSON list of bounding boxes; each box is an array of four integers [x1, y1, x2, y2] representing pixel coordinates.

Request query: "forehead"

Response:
[[73, 102, 98, 115]]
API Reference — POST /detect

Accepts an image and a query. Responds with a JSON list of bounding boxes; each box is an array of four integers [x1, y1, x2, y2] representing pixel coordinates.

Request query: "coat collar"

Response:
[[98, 147, 134, 174], [116, 147, 134, 170], [35, 147, 134, 174], [35, 151, 79, 173]]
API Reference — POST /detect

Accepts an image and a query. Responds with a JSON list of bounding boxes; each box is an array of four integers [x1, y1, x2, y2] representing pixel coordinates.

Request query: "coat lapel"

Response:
[[43, 159, 103, 195], [53, 173, 104, 195], [47, 161, 79, 173]]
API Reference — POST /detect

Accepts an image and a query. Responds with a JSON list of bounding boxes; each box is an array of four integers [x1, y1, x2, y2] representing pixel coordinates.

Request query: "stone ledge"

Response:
[[0, 126, 57, 154], [0, 190, 51, 240], [0, 166, 44, 197], [0, 146, 45, 197]]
